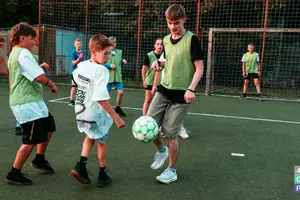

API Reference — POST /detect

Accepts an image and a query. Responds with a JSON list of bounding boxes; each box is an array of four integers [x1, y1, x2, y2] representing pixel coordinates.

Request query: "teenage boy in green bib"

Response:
[[105, 37, 127, 117], [147, 4, 204, 184], [240, 43, 263, 100]]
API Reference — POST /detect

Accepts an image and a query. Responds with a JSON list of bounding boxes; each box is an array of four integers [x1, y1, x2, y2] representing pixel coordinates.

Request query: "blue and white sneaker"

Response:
[[156, 168, 178, 184], [151, 147, 169, 170]]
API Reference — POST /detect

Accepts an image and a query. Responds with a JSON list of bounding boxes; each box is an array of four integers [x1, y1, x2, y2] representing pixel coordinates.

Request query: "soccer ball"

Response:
[[132, 116, 159, 143]]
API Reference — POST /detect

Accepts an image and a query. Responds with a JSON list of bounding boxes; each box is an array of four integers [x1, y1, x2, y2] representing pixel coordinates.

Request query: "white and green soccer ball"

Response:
[[132, 116, 159, 143]]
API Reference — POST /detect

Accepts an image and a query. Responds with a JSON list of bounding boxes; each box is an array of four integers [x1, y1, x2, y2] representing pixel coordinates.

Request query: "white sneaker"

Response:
[[150, 147, 169, 170], [156, 168, 178, 184], [179, 127, 189, 139]]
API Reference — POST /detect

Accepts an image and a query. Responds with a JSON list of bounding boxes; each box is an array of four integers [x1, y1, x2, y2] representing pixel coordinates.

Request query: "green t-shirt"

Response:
[[107, 49, 122, 83], [161, 31, 195, 90], [8, 47, 43, 106], [242, 52, 259, 73]]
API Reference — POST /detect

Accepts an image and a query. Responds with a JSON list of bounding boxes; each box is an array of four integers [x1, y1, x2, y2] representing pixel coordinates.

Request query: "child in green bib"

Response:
[[141, 38, 163, 116]]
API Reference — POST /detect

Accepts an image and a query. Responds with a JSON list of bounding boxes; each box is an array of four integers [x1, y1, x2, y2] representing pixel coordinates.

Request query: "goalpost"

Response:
[[205, 28, 300, 99]]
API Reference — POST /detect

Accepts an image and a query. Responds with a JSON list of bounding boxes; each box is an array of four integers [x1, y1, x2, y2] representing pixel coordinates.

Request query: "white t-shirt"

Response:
[[10, 49, 48, 124], [73, 60, 113, 140]]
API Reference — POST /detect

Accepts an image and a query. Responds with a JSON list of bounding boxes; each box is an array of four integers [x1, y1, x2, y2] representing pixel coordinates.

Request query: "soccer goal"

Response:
[[205, 28, 300, 99]]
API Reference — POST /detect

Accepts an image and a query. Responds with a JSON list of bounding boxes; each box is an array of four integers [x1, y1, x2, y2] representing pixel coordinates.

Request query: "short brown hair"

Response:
[[10, 22, 36, 45], [74, 38, 82, 43], [165, 4, 186, 21], [89, 34, 115, 51]]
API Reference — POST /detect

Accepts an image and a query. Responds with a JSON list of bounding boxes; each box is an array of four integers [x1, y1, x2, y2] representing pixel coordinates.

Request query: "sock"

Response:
[[158, 146, 166, 153], [243, 93, 246, 96], [11, 167, 21, 173], [80, 156, 88, 165], [168, 167, 176, 173], [257, 93, 261, 96], [36, 154, 45, 161], [99, 166, 106, 173]]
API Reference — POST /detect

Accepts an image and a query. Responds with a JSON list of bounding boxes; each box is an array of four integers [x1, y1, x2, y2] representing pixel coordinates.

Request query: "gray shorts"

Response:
[[147, 92, 189, 139]]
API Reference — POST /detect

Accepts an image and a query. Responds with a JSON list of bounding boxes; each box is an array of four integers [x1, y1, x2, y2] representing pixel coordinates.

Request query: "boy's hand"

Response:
[[151, 61, 162, 71], [258, 71, 262, 76], [143, 81, 147, 88], [79, 53, 83, 59], [50, 83, 58, 94], [40, 63, 49, 71], [110, 64, 116, 69], [151, 85, 157, 95], [113, 115, 125, 128], [123, 59, 128, 64], [184, 90, 195, 104]]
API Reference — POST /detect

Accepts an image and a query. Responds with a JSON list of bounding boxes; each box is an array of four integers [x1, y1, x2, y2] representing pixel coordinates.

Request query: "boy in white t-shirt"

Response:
[[70, 34, 125, 187]]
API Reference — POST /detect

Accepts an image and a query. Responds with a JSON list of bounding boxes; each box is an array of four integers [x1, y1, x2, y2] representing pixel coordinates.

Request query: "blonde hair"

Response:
[[165, 4, 186, 21], [89, 34, 115, 51]]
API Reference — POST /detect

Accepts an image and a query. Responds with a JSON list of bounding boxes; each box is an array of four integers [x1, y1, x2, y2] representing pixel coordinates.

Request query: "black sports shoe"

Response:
[[96, 169, 112, 187], [6, 171, 33, 185], [15, 127, 22, 136], [71, 162, 91, 184], [240, 94, 247, 99], [68, 100, 75, 107], [258, 94, 263, 101], [31, 158, 54, 174], [115, 107, 126, 117]]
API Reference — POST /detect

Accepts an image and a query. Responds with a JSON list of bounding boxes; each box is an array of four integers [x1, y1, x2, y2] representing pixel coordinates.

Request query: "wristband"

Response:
[[187, 88, 195, 93], [157, 61, 161, 66]]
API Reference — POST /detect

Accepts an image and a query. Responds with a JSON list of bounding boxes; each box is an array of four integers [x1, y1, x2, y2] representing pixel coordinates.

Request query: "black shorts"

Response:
[[144, 85, 153, 90], [20, 113, 56, 145], [244, 73, 259, 80]]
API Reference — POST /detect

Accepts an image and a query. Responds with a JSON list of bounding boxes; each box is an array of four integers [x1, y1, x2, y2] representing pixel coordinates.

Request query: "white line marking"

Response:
[[48, 100, 300, 125], [211, 94, 300, 103], [48, 97, 70, 102], [231, 153, 245, 157]]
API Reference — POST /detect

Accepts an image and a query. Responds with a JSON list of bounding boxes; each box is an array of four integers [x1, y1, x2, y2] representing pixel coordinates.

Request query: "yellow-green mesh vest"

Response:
[[161, 31, 195, 90], [146, 51, 161, 85], [107, 49, 122, 83], [8, 47, 43, 106], [243, 52, 258, 73]]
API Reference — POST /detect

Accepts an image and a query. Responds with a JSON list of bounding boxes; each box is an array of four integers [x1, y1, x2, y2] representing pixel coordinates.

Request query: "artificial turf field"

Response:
[[0, 84, 299, 200]]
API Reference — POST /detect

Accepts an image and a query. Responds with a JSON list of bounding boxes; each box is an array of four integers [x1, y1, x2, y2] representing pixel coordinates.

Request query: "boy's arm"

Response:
[[242, 62, 246, 75], [141, 65, 147, 88], [34, 75, 57, 93], [188, 60, 204, 91], [98, 100, 125, 128], [151, 71, 161, 95]]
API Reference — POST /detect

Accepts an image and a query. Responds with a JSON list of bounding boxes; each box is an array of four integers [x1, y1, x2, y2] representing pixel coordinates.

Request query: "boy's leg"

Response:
[[241, 78, 249, 99], [31, 113, 56, 173], [147, 92, 169, 170], [156, 102, 189, 184], [96, 139, 112, 187], [253, 77, 263, 100], [143, 89, 153, 116], [71, 136, 94, 184], [6, 118, 49, 185], [114, 82, 126, 117], [6, 144, 35, 185], [179, 121, 189, 139], [69, 76, 77, 106]]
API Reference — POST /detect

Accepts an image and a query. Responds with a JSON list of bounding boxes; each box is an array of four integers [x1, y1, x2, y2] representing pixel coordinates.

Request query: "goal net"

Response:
[[205, 28, 300, 99]]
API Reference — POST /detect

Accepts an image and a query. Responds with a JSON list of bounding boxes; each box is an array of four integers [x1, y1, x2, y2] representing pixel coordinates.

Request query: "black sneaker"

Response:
[[96, 169, 112, 187], [115, 107, 126, 117], [6, 171, 33, 185], [15, 127, 22, 136], [68, 100, 75, 107], [240, 94, 247, 99], [31, 158, 54, 174], [71, 162, 91, 184], [258, 94, 263, 101]]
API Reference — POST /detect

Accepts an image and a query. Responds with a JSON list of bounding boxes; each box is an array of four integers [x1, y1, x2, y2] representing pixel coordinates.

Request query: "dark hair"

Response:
[[10, 22, 36, 45], [165, 4, 186, 21], [89, 34, 115, 51]]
